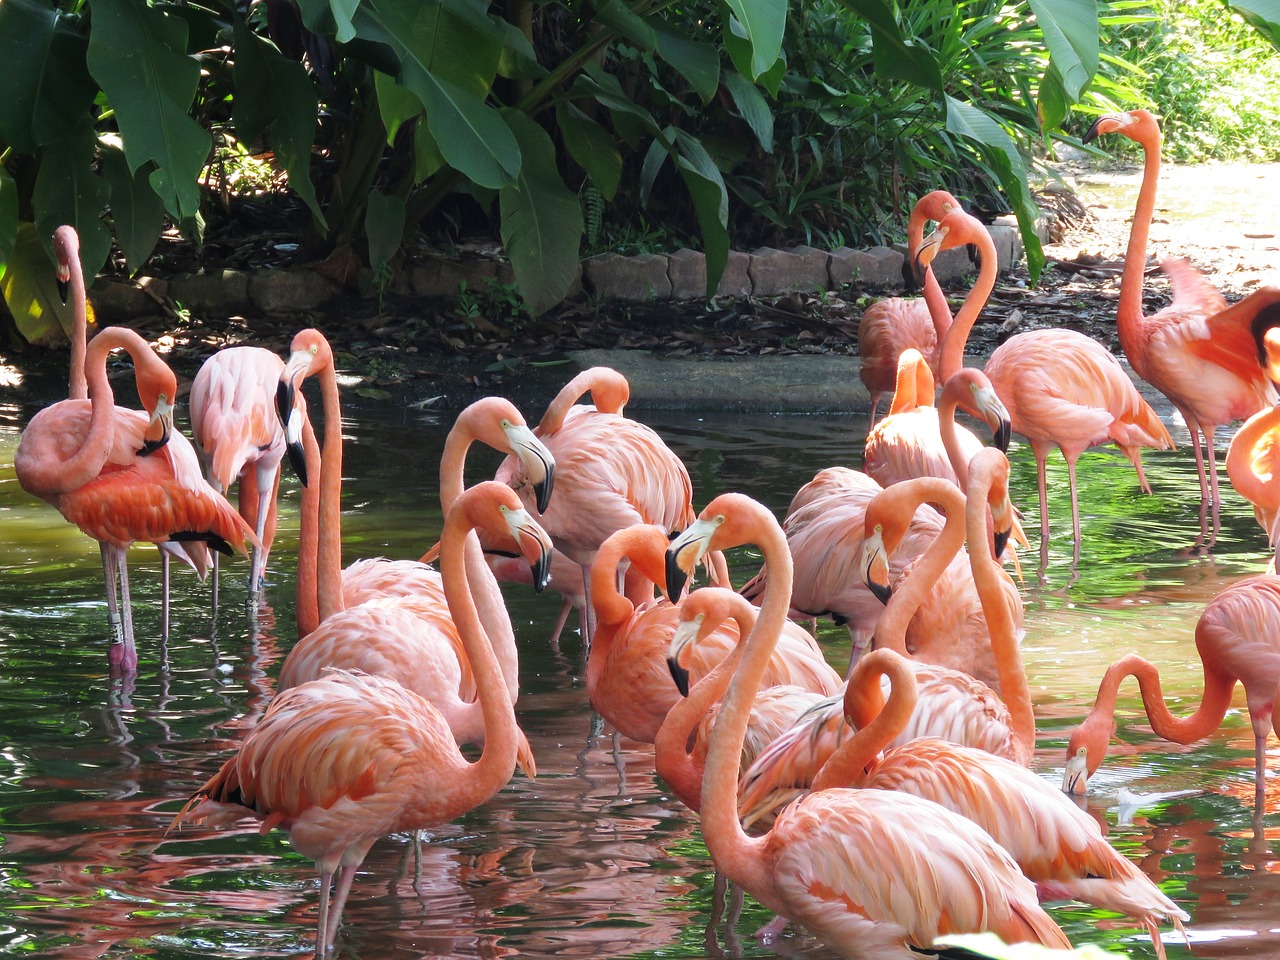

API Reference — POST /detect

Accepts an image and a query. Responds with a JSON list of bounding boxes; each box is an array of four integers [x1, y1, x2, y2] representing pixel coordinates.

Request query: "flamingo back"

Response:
[[189, 347, 287, 493]]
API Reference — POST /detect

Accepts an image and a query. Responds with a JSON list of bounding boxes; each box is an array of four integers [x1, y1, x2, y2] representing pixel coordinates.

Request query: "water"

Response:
[[2, 391, 1279, 959]]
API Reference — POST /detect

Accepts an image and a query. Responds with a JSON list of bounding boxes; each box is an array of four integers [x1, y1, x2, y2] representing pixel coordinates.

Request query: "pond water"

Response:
[[1, 388, 1279, 960]]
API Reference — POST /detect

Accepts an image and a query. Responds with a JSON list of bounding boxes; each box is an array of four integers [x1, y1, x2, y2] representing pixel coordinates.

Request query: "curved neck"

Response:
[[938, 228, 998, 382], [1117, 130, 1161, 336], [887, 356, 935, 415], [874, 481, 966, 653], [922, 267, 951, 348], [937, 389, 969, 489], [811, 651, 915, 791], [316, 367, 345, 621], [585, 526, 668, 693], [439, 420, 476, 511], [964, 466, 1035, 763], [295, 414, 322, 638], [432, 501, 518, 803], [700, 513, 791, 895], [1225, 408, 1280, 511], [68, 260, 88, 401]]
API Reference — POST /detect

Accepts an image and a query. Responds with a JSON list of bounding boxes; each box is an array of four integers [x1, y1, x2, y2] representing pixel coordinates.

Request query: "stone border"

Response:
[[87, 219, 1035, 320]]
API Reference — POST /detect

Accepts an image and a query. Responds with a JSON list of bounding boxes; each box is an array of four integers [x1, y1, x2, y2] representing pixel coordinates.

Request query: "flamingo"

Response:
[[1226, 325, 1280, 561], [923, 207, 1174, 560], [171, 481, 550, 958], [274, 334, 548, 773], [189, 346, 288, 605], [858, 190, 960, 424], [1083, 108, 1280, 547], [1063, 573, 1280, 812], [587, 525, 840, 745], [810, 647, 1188, 958], [734, 449, 1034, 823], [14, 326, 256, 672], [656, 587, 837, 814], [494, 366, 722, 643], [664, 493, 1071, 957]]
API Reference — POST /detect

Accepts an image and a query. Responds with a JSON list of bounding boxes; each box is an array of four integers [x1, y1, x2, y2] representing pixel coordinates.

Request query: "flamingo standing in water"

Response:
[[664, 493, 1071, 956], [587, 525, 839, 745], [922, 207, 1174, 560], [495, 366, 721, 644], [656, 587, 837, 814], [189, 346, 288, 606], [858, 190, 961, 424], [172, 481, 549, 958], [14, 326, 256, 672], [811, 647, 1188, 957], [735, 449, 1034, 823], [1226, 325, 1280, 563], [1064, 573, 1280, 812], [1084, 108, 1280, 547]]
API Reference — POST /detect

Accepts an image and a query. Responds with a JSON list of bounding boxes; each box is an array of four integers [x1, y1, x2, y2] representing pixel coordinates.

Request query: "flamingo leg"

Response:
[[211, 551, 221, 620], [546, 597, 574, 653], [1256, 733, 1268, 813], [1204, 423, 1221, 548], [314, 869, 334, 959], [101, 542, 125, 649], [323, 863, 360, 951], [578, 565, 597, 653], [1066, 452, 1082, 562], [160, 549, 170, 643]]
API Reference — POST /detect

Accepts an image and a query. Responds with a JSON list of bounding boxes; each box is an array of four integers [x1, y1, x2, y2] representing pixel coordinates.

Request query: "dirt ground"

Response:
[[8, 160, 1280, 405]]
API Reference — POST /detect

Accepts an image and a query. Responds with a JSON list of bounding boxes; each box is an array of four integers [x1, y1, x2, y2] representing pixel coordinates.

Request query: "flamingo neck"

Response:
[[1117, 129, 1161, 340], [811, 652, 914, 791], [68, 258, 88, 402], [653, 601, 752, 812], [937, 391, 969, 490], [964, 466, 1034, 764], [538, 371, 595, 433], [700, 517, 790, 899], [922, 266, 952, 349], [295, 415, 322, 638], [874, 480, 965, 654], [938, 229, 998, 382], [316, 368, 345, 621], [1225, 408, 1280, 517], [585, 529, 667, 696], [425, 501, 518, 813]]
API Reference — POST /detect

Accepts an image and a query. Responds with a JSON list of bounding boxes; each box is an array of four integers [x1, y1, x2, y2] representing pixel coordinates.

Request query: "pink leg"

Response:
[[160, 549, 170, 642], [1033, 447, 1051, 575], [100, 543, 124, 648], [547, 597, 574, 653], [314, 870, 334, 959], [324, 863, 360, 950], [1065, 453, 1082, 561], [1204, 424, 1221, 548]]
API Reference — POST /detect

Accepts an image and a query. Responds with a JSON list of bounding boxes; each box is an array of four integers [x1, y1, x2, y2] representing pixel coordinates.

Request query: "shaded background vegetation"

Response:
[[2, 0, 1280, 345]]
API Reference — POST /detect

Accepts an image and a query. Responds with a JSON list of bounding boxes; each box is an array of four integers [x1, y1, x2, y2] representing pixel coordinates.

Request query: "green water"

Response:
[[1, 390, 1278, 959]]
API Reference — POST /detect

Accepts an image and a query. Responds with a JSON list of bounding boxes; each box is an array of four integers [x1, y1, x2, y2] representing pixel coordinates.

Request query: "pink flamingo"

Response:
[[14, 326, 256, 672], [189, 346, 288, 603], [1226, 325, 1280, 561], [1084, 108, 1280, 546], [811, 647, 1188, 957], [735, 449, 1035, 824], [172, 481, 548, 958], [588, 525, 839, 745], [858, 190, 961, 424], [656, 587, 837, 814], [923, 207, 1174, 560], [1064, 573, 1280, 812], [665, 493, 1071, 956], [495, 366, 723, 643]]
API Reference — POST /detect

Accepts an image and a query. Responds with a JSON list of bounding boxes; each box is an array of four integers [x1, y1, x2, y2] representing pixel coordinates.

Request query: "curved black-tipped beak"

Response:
[[667, 657, 690, 697], [276, 379, 294, 429], [665, 549, 690, 602], [1081, 117, 1106, 145], [534, 467, 554, 515], [287, 438, 308, 487], [276, 379, 308, 486], [994, 417, 1011, 454], [531, 547, 551, 593], [868, 579, 892, 606], [56, 277, 71, 305], [993, 527, 1011, 559], [138, 435, 167, 456]]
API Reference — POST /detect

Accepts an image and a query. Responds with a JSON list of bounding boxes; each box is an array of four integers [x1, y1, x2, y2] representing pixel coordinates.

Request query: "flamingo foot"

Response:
[[754, 914, 788, 942]]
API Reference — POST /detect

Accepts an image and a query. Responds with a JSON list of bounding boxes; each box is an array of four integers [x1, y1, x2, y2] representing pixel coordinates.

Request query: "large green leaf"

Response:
[[654, 27, 720, 103], [31, 117, 112, 280], [1233, 1, 1280, 50], [0, 0, 96, 153], [85, 0, 210, 223], [1027, 0, 1097, 108], [591, 0, 657, 50], [232, 20, 327, 227], [375, 69, 425, 144], [100, 137, 164, 273], [724, 19, 785, 97], [722, 0, 786, 81], [556, 103, 622, 200], [365, 190, 406, 270], [672, 130, 729, 296], [0, 169, 17, 264], [945, 95, 1043, 283], [363, 0, 504, 98], [498, 109, 583, 317], [1, 223, 74, 345], [721, 71, 774, 151], [835, 0, 941, 93], [354, 3, 519, 188]]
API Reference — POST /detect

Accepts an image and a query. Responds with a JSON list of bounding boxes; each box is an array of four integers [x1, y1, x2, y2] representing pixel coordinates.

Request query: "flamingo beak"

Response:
[[912, 226, 946, 280], [277, 354, 311, 486], [56, 261, 71, 305], [504, 422, 556, 514], [973, 384, 1012, 453], [505, 507, 554, 592], [138, 396, 174, 456], [666, 617, 701, 698], [665, 518, 719, 601], [861, 529, 892, 605], [1081, 113, 1127, 145], [1062, 747, 1090, 795]]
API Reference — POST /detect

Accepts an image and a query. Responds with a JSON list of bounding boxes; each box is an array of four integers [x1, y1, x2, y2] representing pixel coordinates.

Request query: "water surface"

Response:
[[1, 393, 1278, 959]]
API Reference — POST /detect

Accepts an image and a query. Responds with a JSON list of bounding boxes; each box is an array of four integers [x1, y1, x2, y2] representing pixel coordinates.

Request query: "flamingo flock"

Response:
[[12, 109, 1280, 957]]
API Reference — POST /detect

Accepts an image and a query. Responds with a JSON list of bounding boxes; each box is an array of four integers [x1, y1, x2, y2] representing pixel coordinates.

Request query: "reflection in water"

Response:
[[1, 396, 1280, 958]]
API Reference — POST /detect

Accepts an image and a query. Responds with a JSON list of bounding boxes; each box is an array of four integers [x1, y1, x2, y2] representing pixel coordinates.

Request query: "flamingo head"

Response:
[[666, 611, 704, 697], [461, 482, 554, 592], [1062, 716, 1109, 795], [913, 209, 985, 277], [946, 368, 1011, 453], [665, 493, 767, 600], [1081, 109, 1160, 147], [133, 352, 178, 456], [52, 225, 80, 305], [860, 522, 892, 606], [905, 190, 962, 287]]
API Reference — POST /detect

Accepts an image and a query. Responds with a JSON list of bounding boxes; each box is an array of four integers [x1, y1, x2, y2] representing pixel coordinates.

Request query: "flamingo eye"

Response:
[[500, 419, 511, 428]]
